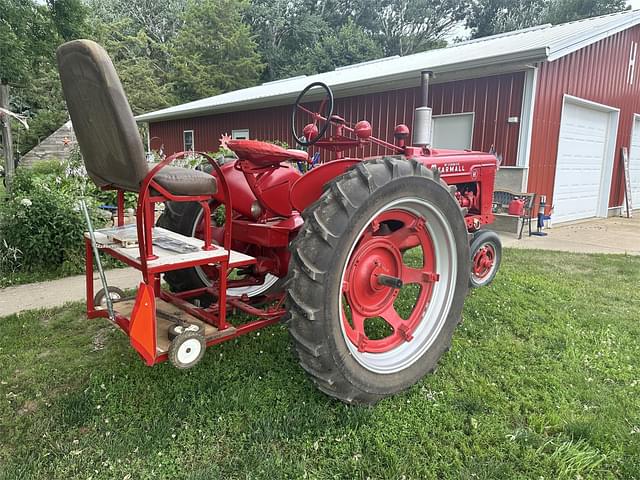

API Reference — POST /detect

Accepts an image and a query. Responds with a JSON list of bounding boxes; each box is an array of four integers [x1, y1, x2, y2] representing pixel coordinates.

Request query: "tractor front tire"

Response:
[[286, 157, 470, 404], [469, 229, 502, 288], [157, 201, 281, 298]]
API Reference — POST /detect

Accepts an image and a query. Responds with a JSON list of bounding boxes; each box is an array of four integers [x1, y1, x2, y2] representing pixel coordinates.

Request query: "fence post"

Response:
[[0, 80, 15, 194]]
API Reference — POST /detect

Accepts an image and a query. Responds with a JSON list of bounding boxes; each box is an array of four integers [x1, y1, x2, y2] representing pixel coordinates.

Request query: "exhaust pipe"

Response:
[[413, 71, 433, 147]]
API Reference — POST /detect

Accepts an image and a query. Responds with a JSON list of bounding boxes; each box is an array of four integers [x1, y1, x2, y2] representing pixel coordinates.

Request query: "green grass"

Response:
[[0, 249, 639, 479]]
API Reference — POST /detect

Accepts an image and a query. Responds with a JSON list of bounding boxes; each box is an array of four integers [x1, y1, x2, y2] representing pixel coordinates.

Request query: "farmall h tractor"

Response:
[[58, 40, 501, 405], [157, 76, 502, 404]]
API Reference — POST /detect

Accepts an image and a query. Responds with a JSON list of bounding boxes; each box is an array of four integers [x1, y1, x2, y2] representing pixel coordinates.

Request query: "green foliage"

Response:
[[169, 0, 263, 101], [308, 20, 383, 73], [1, 0, 87, 156], [0, 172, 88, 270], [466, 0, 629, 38], [247, 0, 465, 81], [0, 152, 106, 273], [93, 19, 177, 115]]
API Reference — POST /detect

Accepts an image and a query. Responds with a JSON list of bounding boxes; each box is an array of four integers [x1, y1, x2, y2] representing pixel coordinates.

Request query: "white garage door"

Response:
[[552, 100, 616, 223], [629, 116, 640, 209]]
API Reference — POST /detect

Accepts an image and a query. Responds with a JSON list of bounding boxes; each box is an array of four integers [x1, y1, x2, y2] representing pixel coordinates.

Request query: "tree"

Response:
[[169, 0, 263, 101], [339, 0, 466, 56], [466, 0, 629, 39], [47, 0, 89, 41], [547, 0, 629, 24], [309, 21, 383, 73], [93, 19, 177, 115], [248, 0, 467, 82], [0, 0, 88, 158]]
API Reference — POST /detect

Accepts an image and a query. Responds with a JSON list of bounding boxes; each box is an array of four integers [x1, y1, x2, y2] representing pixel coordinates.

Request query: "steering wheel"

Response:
[[291, 82, 334, 147]]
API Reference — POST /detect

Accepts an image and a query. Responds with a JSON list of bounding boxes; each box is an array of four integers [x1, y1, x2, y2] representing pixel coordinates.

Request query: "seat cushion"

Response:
[[227, 139, 309, 166], [153, 166, 217, 196]]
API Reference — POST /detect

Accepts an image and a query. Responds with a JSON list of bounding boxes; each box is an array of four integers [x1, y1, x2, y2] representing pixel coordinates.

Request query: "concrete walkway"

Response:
[[0, 268, 141, 317], [0, 215, 637, 316], [500, 215, 640, 255]]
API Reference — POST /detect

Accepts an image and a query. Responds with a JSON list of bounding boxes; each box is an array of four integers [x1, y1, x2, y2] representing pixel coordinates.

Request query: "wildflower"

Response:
[[20, 198, 32, 208]]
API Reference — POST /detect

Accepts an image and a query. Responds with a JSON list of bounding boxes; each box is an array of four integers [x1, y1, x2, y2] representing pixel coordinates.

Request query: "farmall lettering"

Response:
[[433, 162, 465, 174]]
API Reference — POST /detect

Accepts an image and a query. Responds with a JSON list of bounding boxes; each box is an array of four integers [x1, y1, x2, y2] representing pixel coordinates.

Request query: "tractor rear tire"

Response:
[[286, 157, 470, 404], [157, 201, 281, 298]]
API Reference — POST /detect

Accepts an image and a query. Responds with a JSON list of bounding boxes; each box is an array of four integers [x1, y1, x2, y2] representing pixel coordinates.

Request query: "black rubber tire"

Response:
[[469, 229, 502, 288], [93, 286, 125, 308], [168, 331, 206, 369], [156, 201, 214, 293], [285, 157, 470, 404], [156, 201, 282, 298]]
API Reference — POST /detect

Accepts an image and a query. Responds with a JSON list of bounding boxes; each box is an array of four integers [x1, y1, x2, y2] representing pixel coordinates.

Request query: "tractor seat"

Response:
[[151, 166, 217, 195], [56, 39, 217, 198], [227, 139, 309, 166]]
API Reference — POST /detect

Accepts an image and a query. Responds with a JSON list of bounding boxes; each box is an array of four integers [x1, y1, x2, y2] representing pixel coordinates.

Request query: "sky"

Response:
[[630, 0, 640, 10]]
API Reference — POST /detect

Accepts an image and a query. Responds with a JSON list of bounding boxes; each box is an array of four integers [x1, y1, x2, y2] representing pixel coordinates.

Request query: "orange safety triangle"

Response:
[[129, 283, 157, 366]]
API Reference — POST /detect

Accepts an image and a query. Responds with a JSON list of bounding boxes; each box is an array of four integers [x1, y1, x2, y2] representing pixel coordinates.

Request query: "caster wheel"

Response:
[[168, 331, 206, 369], [167, 322, 205, 341], [93, 286, 125, 308], [469, 230, 502, 288]]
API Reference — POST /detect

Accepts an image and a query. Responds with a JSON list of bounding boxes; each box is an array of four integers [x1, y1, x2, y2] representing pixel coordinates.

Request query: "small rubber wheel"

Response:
[[93, 286, 125, 308], [168, 331, 206, 369], [469, 230, 502, 288], [167, 322, 205, 341]]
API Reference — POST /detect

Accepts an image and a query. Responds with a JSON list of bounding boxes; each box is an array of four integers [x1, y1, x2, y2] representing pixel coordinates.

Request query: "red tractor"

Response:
[[59, 40, 501, 405]]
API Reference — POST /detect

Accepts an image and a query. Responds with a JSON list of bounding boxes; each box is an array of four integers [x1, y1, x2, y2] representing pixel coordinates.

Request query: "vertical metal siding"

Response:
[[149, 72, 525, 165], [529, 26, 640, 208]]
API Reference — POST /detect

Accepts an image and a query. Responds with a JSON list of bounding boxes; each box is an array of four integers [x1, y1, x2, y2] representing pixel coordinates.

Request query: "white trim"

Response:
[[516, 67, 538, 173], [431, 112, 475, 150], [231, 128, 250, 140], [626, 112, 640, 213], [553, 95, 620, 221], [183, 129, 194, 151], [145, 122, 151, 152]]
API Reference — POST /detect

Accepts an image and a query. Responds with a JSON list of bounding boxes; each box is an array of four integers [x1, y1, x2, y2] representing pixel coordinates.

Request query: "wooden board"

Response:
[[111, 298, 236, 354], [622, 147, 633, 218], [85, 225, 255, 270]]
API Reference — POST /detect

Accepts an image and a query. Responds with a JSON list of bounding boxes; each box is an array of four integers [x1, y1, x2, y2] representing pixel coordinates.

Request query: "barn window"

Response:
[[431, 113, 474, 150], [232, 129, 250, 140], [183, 130, 194, 151]]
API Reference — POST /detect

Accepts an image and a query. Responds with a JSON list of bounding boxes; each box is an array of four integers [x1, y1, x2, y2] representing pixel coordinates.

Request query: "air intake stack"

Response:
[[412, 71, 433, 147]]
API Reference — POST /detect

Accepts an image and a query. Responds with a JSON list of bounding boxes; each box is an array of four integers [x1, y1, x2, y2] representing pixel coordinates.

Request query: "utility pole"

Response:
[[0, 79, 15, 193]]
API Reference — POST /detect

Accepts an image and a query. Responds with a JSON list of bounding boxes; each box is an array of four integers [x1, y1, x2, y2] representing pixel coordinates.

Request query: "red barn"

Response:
[[137, 10, 640, 224]]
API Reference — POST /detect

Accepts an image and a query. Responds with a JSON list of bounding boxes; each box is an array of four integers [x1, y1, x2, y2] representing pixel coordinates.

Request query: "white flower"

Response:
[[20, 198, 32, 208]]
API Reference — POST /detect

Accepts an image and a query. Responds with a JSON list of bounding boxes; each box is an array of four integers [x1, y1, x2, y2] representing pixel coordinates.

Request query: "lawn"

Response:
[[0, 249, 639, 479]]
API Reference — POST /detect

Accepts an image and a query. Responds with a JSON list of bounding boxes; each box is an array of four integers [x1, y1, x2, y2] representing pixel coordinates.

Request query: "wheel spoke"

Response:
[[379, 304, 405, 330], [297, 104, 316, 117], [402, 265, 438, 285]]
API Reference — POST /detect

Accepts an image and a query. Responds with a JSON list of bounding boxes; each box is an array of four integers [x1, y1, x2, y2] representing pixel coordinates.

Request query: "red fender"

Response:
[[290, 159, 360, 212]]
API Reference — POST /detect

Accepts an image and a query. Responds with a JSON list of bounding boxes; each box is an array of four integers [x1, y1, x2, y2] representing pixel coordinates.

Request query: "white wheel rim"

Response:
[[191, 208, 280, 297], [338, 197, 458, 374], [176, 338, 202, 365]]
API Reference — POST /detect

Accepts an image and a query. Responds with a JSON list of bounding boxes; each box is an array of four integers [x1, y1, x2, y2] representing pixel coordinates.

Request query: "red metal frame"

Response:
[[85, 150, 287, 366]]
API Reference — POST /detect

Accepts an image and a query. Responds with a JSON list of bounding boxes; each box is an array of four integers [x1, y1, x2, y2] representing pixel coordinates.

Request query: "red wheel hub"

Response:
[[472, 244, 495, 280], [341, 210, 439, 354]]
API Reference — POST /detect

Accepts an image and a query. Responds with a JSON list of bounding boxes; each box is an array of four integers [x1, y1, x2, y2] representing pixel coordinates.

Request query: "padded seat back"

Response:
[[57, 39, 147, 191]]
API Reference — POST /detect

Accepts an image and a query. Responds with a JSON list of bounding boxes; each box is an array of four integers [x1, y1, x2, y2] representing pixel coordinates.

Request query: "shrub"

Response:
[[0, 150, 107, 272]]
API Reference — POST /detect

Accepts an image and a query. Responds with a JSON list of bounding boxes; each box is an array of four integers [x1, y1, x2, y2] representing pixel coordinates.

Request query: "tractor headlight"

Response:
[[251, 201, 263, 219]]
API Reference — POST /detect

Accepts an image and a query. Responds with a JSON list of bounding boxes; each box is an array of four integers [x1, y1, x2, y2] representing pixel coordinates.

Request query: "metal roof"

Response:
[[136, 9, 640, 123]]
